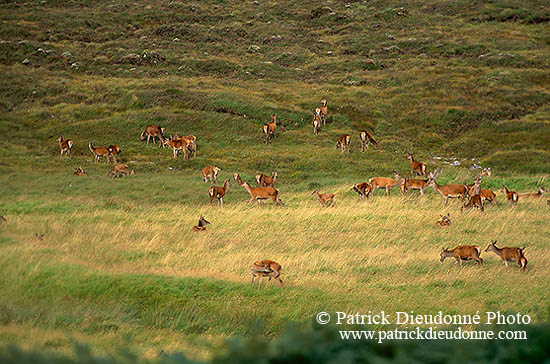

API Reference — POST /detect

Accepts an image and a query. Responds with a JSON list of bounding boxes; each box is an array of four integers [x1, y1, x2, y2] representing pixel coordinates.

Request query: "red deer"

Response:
[[462, 194, 484, 212], [351, 182, 372, 199], [407, 153, 426, 177], [427, 170, 467, 205], [312, 109, 321, 135], [436, 213, 451, 227], [319, 98, 328, 125], [466, 185, 496, 203], [209, 180, 231, 206], [369, 171, 403, 197], [241, 181, 283, 205], [485, 240, 527, 271], [108, 164, 129, 178], [201, 166, 221, 183], [359, 130, 378, 152], [400, 177, 429, 196], [233, 173, 243, 185], [89, 143, 112, 163], [250, 260, 283, 289], [108, 145, 121, 163], [520, 186, 547, 199], [140, 125, 165, 146], [256, 171, 278, 187], [440, 245, 483, 265], [311, 190, 335, 207], [336, 134, 351, 153], [191, 216, 211, 232], [501, 185, 518, 204], [168, 137, 193, 159], [263, 114, 277, 143], [57, 136, 73, 158], [73, 166, 87, 176]]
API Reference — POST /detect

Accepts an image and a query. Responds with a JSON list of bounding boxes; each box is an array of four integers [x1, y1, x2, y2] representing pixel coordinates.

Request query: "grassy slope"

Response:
[[0, 0, 549, 360]]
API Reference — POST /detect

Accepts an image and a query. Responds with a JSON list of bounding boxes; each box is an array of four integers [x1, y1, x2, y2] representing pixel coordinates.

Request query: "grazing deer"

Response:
[[407, 153, 426, 177], [462, 194, 484, 212], [520, 186, 547, 199], [400, 177, 429, 196], [485, 240, 527, 271], [312, 190, 335, 207], [369, 171, 403, 197], [351, 182, 372, 199], [336, 134, 351, 153], [359, 130, 378, 152], [73, 166, 87, 176], [436, 213, 451, 227], [108, 164, 129, 178], [168, 137, 192, 159], [427, 170, 467, 205], [466, 185, 497, 203], [312, 109, 321, 135], [209, 180, 231, 206], [89, 143, 112, 163], [256, 171, 278, 187], [250, 260, 283, 289], [319, 98, 328, 125], [501, 185, 518, 204], [263, 114, 277, 143], [233, 173, 243, 185], [201, 166, 221, 183], [57, 136, 73, 158], [440, 246, 483, 265], [241, 181, 283, 205], [140, 125, 165, 146], [108, 145, 121, 163], [191, 216, 211, 232]]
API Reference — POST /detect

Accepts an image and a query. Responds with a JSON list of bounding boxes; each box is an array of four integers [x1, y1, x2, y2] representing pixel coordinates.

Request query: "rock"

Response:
[[22, 58, 30, 65], [173, 37, 180, 41], [247, 44, 261, 53], [61, 51, 71, 58], [311, 6, 334, 19], [70, 62, 79, 69], [383, 45, 403, 53], [387, 34, 395, 40]]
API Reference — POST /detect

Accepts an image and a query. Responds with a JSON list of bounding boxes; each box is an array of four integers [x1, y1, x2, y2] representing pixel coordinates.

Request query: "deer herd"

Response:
[[52, 98, 546, 288]]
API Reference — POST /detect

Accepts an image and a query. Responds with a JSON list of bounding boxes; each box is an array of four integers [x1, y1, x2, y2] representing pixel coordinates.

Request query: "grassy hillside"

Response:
[[0, 0, 549, 361]]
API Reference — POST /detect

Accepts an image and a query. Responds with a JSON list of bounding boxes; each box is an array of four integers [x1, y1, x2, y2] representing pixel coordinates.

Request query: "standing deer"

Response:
[[140, 125, 165, 146], [311, 190, 335, 207], [241, 181, 283, 205], [57, 136, 73, 158], [351, 182, 372, 199], [201, 166, 221, 183], [256, 172, 278, 187], [520, 186, 547, 199], [250, 260, 283, 289], [108, 145, 121, 163], [484, 240, 527, 271], [209, 180, 231, 206], [191, 216, 211, 232], [108, 164, 129, 178], [359, 130, 378, 152], [436, 213, 451, 227], [400, 177, 429, 196], [407, 153, 427, 177], [168, 137, 194, 159], [312, 109, 321, 135], [427, 170, 467, 205], [440, 246, 483, 265], [89, 143, 112, 163], [336, 134, 351, 153], [73, 166, 87, 176], [319, 98, 328, 125], [233, 173, 243, 185], [369, 171, 403, 197], [263, 114, 277, 143], [501, 185, 519, 204]]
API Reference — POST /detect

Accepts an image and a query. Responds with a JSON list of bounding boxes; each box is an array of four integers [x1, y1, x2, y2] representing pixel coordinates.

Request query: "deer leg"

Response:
[[505, 260, 509, 267], [386, 187, 390, 196], [257, 276, 262, 290], [147, 135, 150, 144], [220, 197, 223, 206], [251, 275, 255, 286]]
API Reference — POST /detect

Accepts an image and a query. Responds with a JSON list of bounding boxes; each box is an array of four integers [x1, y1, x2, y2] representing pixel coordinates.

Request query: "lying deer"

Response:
[[312, 109, 321, 135], [440, 245, 483, 265], [336, 134, 351, 153], [89, 142, 112, 163], [250, 260, 283, 289], [140, 125, 165, 146], [108, 164, 129, 178], [436, 213, 451, 227], [57, 136, 73, 158], [73, 166, 87, 176], [201, 166, 221, 183], [407, 153, 426, 177], [351, 182, 372, 199], [520, 186, 547, 199], [191, 216, 210, 232], [256, 171, 278, 187], [319, 98, 328, 125], [241, 181, 283, 205], [263, 114, 277, 143], [484, 240, 527, 271], [369, 171, 402, 197], [427, 169, 467, 205], [359, 130, 378, 152], [501, 185, 518, 204], [312, 190, 335, 207], [209, 180, 231, 206]]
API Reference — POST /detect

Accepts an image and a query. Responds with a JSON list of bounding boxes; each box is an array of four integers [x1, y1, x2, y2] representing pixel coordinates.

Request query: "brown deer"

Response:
[[484, 240, 527, 271], [462, 194, 484, 212], [233, 173, 243, 185], [73, 166, 87, 176], [108, 145, 121, 163], [263, 114, 277, 143], [201, 166, 221, 183], [191, 216, 211, 232], [407, 153, 426, 177], [336, 134, 351, 153], [241, 181, 283, 205], [466, 185, 496, 203], [400, 177, 429, 196], [312, 109, 321, 135], [369, 171, 403, 197], [209, 180, 231, 206], [168, 137, 192, 159], [256, 171, 278, 187], [436, 213, 451, 227], [427, 170, 467, 205], [520, 186, 547, 199], [319, 98, 328, 125], [311, 190, 335, 207], [250, 260, 283, 289], [440, 246, 483, 265], [501, 185, 518, 204], [140, 125, 165, 146], [108, 164, 129, 178], [57, 136, 73, 158], [351, 182, 372, 199], [359, 130, 378, 152], [89, 143, 112, 163]]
